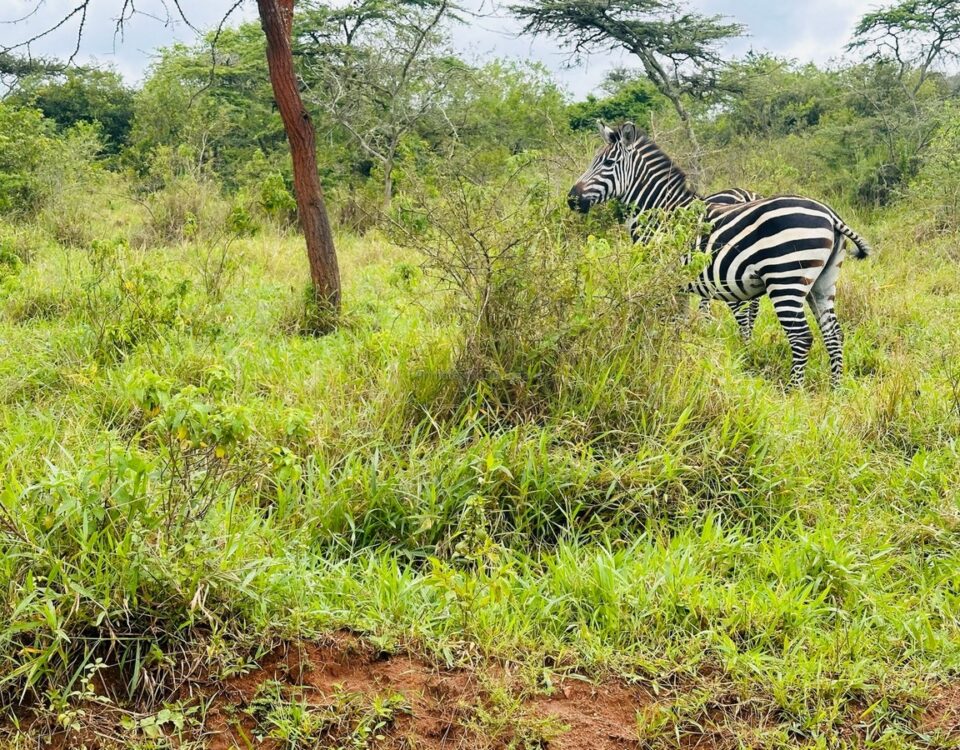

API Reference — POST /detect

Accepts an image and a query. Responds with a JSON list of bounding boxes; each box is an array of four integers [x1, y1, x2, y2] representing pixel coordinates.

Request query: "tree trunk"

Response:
[[383, 169, 393, 210], [383, 152, 395, 211], [256, 0, 341, 316]]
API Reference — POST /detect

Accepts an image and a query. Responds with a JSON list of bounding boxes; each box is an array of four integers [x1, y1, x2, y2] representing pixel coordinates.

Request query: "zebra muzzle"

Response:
[[567, 186, 592, 214]]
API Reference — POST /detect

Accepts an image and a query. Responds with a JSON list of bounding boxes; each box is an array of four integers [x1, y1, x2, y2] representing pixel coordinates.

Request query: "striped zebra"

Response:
[[567, 121, 871, 388], [623, 184, 764, 339], [698, 188, 763, 331], [704, 187, 763, 206]]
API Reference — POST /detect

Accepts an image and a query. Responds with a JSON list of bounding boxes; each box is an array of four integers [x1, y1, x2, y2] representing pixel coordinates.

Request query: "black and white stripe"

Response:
[[567, 121, 871, 388], [704, 187, 763, 207], [699, 188, 763, 328]]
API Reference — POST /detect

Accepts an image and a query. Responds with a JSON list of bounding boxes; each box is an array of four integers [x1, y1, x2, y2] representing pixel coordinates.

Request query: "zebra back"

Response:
[[704, 188, 763, 206]]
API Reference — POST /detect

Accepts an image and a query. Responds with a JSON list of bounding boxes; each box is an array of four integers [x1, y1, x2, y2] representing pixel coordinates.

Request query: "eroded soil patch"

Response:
[[202, 632, 653, 749], [12, 633, 957, 749]]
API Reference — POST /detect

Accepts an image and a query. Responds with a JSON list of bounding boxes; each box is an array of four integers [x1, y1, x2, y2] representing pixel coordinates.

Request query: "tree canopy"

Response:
[[297, 0, 464, 205], [510, 0, 743, 158], [9, 67, 134, 153], [848, 0, 960, 93]]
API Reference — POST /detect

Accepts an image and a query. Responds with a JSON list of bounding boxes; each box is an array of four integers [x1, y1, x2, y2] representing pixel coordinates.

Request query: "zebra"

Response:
[[596, 168, 768, 346], [567, 121, 871, 388], [626, 184, 765, 336], [704, 187, 763, 206], [698, 188, 763, 331]]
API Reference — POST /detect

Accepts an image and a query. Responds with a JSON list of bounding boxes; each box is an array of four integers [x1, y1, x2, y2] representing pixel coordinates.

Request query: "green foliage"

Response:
[[128, 28, 281, 187], [710, 54, 838, 140], [35, 121, 107, 247], [1, 198, 960, 748], [0, 104, 56, 214], [445, 60, 570, 153], [389, 150, 583, 404], [0, 102, 106, 248], [3, 11, 960, 750], [0, 240, 24, 280], [259, 171, 298, 223], [906, 99, 960, 233], [227, 202, 259, 237], [78, 238, 203, 362], [0, 52, 62, 84], [298, 0, 467, 204], [704, 56, 953, 206], [849, 0, 960, 86], [458, 679, 566, 748], [568, 76, 666, 131], [11, 67, 134, 153], [510, 0, 744, 139], [390, 150, 712, 432], [130, 146, 233, 247]]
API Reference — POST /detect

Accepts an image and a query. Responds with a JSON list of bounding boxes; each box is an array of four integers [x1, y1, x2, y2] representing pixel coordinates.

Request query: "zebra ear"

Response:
[[619, 122, 639, 145], [597, 120, 617, 143]]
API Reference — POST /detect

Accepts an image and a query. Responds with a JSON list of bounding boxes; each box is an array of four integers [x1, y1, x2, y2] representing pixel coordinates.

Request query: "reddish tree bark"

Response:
[[257, 0, 341, 315]]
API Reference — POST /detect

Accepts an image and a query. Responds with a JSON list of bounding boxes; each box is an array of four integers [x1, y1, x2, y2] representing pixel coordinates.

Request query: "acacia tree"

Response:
[[257, 0, 340, 315], [0, 53, 63, 95], [848, 0, 960, 95], [509, 0, 743, 168], [0, 0, 341, 319], [845, 0, 960, 198], [296, 0, 462, 209]]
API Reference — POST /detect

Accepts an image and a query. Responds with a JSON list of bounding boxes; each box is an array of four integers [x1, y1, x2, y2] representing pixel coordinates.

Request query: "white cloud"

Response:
[[708, 0, 879, 66], [0, 0, 257, 82], [0, 0, 883, 96], [453, 0, 882, 95]]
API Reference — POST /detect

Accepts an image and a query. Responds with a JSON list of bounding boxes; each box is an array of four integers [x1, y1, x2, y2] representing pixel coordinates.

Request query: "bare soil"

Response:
[[13, 633, 959, 748], [201, 632, 655, 749]]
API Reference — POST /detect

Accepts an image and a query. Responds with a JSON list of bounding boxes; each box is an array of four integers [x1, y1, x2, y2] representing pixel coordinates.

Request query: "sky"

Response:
[[0, 0, 881, 98]]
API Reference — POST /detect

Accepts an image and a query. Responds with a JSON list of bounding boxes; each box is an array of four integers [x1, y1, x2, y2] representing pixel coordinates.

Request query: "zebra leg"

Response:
[[728, 299, 759, 342], [809, 294, 844, 387], [767, 285, 814, 388], [809, 242, 847, 388]]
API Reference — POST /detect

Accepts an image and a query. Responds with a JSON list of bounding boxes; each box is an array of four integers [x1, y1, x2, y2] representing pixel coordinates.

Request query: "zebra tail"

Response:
[[835, 219, 872, 259]]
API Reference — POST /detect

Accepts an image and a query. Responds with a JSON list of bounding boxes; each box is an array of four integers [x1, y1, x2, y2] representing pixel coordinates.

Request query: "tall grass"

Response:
[[1, 156, 959, 747]]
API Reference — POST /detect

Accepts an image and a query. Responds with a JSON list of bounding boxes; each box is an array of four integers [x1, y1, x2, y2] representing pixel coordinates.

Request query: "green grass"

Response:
[[1, 201, 959, 748]]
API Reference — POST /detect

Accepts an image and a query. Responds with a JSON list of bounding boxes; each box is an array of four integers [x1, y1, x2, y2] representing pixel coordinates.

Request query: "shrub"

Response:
[[131, 175, 231, 247], [259, 171, 297, 225], [235, 152, 297, 227], [79, 238, 202, 362], [227, 202, 259, 237], [0, 104, 54, 215], [389, 149, 698, 423], [0, 222, 47, 267], [277, 284, 340, 337], [389, 151, 579, 412], [34, 122, 106, 248], [908, 101, 960, 236], [0, 243, 23, 280], [0, 105, 106, 245], [129, 145, 232, 247]]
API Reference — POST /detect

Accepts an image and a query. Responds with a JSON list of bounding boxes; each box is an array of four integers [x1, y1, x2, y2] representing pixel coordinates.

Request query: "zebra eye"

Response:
[[601, 158, 615, 167]]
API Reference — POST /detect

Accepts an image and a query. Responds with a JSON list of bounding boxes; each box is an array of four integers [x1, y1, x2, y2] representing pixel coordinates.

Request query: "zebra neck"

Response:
[[623, 186, 698, 215]]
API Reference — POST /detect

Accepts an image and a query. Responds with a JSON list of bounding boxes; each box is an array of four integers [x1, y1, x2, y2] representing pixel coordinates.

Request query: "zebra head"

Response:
[[567, 121, 642, 213]]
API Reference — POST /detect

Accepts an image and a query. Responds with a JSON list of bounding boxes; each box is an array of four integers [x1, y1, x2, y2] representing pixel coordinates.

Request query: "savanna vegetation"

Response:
[[1, 0, 960, 747]]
